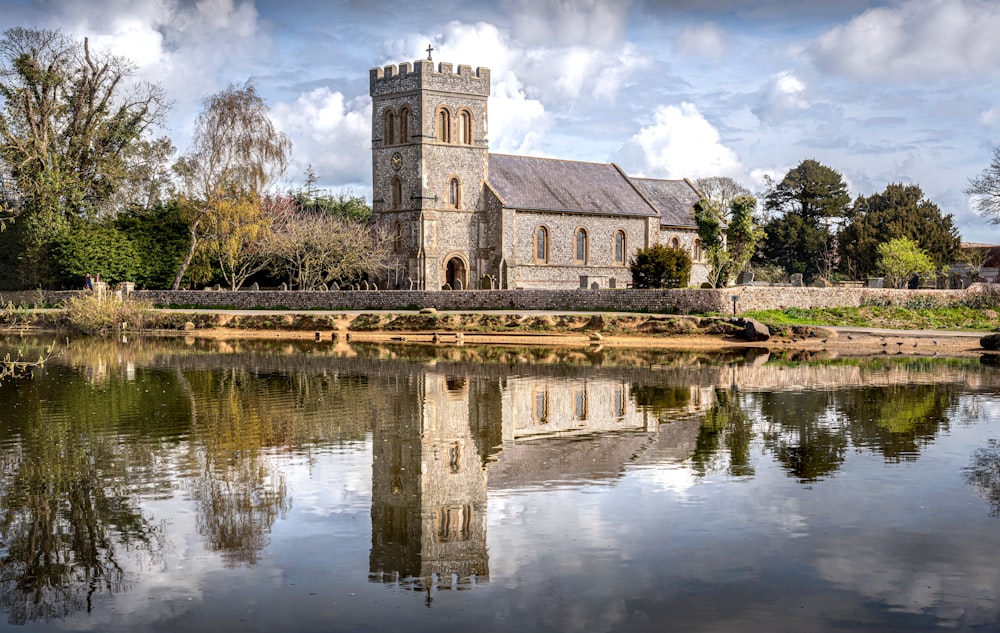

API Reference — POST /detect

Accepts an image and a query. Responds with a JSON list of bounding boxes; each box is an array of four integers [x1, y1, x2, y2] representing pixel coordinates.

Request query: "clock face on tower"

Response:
[[391, 152, 402, 171]]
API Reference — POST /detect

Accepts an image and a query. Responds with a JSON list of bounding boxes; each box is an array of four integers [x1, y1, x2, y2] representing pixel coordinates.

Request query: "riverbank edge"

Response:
[[3, 310, 992, 358]]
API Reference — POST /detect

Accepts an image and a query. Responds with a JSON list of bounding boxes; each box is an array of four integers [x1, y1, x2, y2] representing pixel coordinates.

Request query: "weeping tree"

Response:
[[172, 81, 291, 289]]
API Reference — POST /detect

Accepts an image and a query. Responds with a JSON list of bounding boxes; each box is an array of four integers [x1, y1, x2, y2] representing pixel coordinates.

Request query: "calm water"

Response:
[[2, 335, 1000, 632]]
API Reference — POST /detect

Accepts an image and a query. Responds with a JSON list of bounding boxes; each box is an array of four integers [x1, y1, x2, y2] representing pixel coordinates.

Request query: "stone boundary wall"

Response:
[[2, 285, 994, 314]]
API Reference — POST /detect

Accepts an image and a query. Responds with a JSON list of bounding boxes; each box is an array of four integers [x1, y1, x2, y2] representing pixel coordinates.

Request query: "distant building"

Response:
[[370, 58, 707, 290]]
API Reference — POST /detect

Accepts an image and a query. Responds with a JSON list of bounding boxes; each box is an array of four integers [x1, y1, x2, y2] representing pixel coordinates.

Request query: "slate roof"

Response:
[[487, 153, 699, 228], [488, 154, 657, 217], [629, 178, 701, 228]]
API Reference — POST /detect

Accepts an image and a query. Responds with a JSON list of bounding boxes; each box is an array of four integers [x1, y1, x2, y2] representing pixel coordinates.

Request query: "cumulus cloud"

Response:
[[752, 71, 810, 125], [269, 88, 372, 188], [981, 107, 1000, 129], [615, 102, 742, 179], [811, 0, 1000, 80], [673, 21, 729, 59]]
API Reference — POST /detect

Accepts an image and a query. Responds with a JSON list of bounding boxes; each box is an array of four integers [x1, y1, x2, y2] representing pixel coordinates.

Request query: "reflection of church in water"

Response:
[[369, 370, 709, 591]]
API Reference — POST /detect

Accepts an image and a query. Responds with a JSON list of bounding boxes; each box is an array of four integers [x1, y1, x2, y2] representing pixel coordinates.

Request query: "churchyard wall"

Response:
[[3, 284, 994, 315]]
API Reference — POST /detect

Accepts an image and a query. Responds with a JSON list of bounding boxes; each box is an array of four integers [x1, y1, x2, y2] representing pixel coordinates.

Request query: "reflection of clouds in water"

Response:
[[814, 536, 998, 628], [285, 440, 374, 517], [628, 463, 697, 497]]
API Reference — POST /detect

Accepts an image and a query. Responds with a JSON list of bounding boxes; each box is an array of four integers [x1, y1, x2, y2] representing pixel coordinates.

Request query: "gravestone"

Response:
[[406, 277, 414, 290], [319, 283, 328, 291], [736, 271, 754, 286], [453, 278, 463, 290], [866, 278, 883, 288], [591, 282, 600, 290], [250, 282, 259, 291], [331, 282, 339, 290], [790, 273, 803, 287], [371, 283, 378, 290], [279, 282, 288, 291], [353, 283, 360, 291], [362, 280, 369, 291], [811, 277, 831, 288], [212, 283, 221, 291], [442, 283, 452, 290]]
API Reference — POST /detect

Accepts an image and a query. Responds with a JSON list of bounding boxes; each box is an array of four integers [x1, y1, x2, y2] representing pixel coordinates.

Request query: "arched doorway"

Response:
[[444, 255, 468, 289]]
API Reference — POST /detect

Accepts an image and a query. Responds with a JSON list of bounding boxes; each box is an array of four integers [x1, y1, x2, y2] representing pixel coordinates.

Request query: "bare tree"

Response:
[[269, 211, 391, 290], [171, 81, 290, 289], [695, 176, 753, 215], [966, 146, 1000, 224]]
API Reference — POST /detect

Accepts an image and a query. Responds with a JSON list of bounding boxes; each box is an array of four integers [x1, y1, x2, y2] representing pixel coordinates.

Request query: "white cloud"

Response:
[[270, 88, 372, 188], [673, 21, 729, 59], [752, 71, 810, 125], [981, 107, 1000, 129], [811, 0, 1000, 80], [616, 102, 742, 179]]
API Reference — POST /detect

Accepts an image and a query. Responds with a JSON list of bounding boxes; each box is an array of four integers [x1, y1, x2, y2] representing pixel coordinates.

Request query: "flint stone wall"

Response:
[[3, 284, 994, 314]]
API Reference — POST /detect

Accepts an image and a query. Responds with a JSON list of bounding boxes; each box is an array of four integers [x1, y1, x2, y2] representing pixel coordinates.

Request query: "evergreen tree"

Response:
[[630, 243, 692, 289], [757, 159, 849, 280], [839, 183, 960, 279]]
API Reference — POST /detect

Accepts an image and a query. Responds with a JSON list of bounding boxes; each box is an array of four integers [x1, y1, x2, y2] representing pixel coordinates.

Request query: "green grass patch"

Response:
[[743, 305, 999, 331]]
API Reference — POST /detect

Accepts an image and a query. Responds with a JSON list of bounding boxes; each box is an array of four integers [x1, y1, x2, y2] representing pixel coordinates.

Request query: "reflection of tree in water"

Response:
[[691, 389, 755, 478], [965, 439, 1000, 517], [630, 384, 690, 418], [180, 369, 293, 567], [837, 385, 955, 462], [758, 384, 957, 482], [0, 368, 166, 624], [759, 391, 847, 482]]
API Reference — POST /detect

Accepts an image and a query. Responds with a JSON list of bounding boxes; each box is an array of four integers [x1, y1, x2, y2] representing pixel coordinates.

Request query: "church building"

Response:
[[370, 56, 708, 290]]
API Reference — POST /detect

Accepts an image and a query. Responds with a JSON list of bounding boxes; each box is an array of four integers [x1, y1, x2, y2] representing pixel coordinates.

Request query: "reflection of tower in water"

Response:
[[369, 372, 496, 591]]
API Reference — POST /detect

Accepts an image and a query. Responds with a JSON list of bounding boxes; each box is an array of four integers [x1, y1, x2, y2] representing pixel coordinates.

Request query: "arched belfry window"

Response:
[[534, 226, 549, 263], [391, 177, 402, 210], [614, 230, 626, 264], [383, 109, 395, 145], [449, 177, 461, 209], [399, 106, 410, 144], [436, 108, 451, 143], [574, 228, 588, 263], [459, 110, 472, 145]]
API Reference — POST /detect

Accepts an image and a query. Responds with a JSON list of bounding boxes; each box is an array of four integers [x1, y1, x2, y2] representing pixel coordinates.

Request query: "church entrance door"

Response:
[[445, 256, 468, 289]]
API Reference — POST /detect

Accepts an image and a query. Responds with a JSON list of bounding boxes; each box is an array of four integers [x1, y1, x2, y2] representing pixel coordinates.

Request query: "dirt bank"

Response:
[[132, 311, 989, 359]]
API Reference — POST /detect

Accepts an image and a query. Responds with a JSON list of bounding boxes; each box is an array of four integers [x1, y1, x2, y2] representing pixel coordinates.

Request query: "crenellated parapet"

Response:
[[370, 59, 491, 97]]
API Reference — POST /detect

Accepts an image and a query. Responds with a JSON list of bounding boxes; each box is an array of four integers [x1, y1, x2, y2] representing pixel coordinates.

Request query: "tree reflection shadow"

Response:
[[965, 439, 1000, 517]]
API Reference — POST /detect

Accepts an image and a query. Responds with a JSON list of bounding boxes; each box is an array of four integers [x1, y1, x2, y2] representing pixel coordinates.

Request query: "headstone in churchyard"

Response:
[[331, 282, 339, 290], [948, 273, 962, 289], [442, 283, 452, 290], [362, 280, 369, 291], [213, 283, 221, 291], [811, 277, 831, 288], [736, 271, 754, 286], [936, 275, 948, 289], [790, 273, 803, 287], [280, 282, 288, 291], [453, 278, 463, 290], [866, 278, 883, 288], [591, 282, 600, 290], [250, 282, 259, 291], [353, 283, 360, 291], [406, 277, 414, 290], [203, 286, 212, 291], [371, 283, 378, 291], [960, 275, 971, 289], [319, 283, 328, 291]]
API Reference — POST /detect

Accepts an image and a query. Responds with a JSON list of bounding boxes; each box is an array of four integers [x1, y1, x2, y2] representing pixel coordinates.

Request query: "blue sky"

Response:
[[2, 0, 999, 242]]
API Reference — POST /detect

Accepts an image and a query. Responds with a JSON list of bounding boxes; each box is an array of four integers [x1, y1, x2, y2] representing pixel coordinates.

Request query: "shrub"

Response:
[[630, 244, 692, 289], [62, 292, 154, 335]]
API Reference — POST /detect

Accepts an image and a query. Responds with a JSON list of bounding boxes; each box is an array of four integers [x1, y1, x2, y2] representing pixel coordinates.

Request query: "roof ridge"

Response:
[[489, 153, 617, 168]]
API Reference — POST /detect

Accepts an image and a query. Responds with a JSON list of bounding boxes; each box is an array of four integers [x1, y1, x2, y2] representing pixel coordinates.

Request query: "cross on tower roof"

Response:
[[426, 44, 434, 61]]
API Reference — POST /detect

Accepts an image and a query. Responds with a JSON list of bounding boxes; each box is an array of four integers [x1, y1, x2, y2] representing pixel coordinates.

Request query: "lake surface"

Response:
[[2, 335, 1000, 632]]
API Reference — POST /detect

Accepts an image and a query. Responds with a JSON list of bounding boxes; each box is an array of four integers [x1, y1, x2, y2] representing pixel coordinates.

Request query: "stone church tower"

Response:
[[370, 58, 492, 290]]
